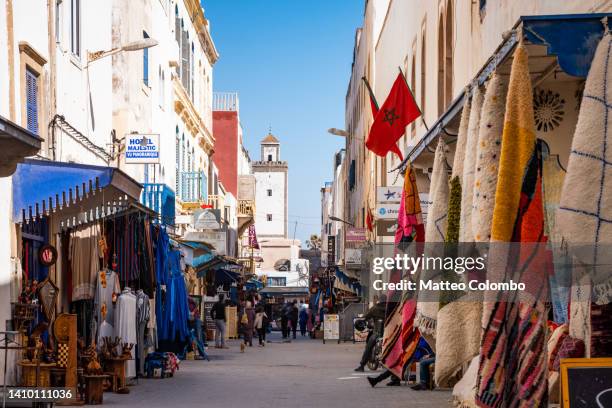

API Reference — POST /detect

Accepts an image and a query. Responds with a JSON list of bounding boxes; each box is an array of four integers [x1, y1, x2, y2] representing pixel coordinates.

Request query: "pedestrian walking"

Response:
[[254, 304, 268, 346], [241, 301, 255, 348], [290, 300, 299, 339], [299, 303, 308, 336], [211, 294, 228, 349], [281, 302, 291, 339]]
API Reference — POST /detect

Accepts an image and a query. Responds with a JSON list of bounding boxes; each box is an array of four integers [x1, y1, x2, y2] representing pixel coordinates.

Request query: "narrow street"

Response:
[[104, 333, 452, 408]]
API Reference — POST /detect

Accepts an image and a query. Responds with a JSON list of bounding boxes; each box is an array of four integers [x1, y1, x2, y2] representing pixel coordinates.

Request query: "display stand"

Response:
[[54, 314, 82, 406], [83, 374, 108, 404], [105, 358, 128, 393]]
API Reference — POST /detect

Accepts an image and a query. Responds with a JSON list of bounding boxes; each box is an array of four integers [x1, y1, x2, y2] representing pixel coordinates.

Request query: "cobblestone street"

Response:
[[104, 333, 452, 408]]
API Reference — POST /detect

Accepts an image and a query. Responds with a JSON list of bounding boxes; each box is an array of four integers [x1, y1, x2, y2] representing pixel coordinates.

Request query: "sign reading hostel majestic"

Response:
[[125, 134, 160, 164]]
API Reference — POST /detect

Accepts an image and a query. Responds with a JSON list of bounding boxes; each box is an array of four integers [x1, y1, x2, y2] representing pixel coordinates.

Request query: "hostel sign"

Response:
[[125, 134, 160, 164]]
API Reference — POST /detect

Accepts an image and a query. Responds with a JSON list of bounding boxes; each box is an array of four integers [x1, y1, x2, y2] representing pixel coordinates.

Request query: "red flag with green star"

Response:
[[366, 72, 421, 160]]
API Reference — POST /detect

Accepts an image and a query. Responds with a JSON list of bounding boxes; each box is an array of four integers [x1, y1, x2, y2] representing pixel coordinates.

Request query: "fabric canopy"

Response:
[[12, 158, 142, 222]]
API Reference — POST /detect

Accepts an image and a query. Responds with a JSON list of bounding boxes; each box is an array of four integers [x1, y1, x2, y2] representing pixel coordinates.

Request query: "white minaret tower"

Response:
[[253, 132, 288, 238]]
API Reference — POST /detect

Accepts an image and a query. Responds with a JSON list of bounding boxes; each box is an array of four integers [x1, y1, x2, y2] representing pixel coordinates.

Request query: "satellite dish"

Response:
[[274, 259, 290, 271]]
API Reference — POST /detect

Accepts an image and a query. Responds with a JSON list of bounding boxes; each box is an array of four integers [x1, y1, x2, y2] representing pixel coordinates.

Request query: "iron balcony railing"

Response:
[[179, 170, 207, 203], [141, 183, 176, 225]]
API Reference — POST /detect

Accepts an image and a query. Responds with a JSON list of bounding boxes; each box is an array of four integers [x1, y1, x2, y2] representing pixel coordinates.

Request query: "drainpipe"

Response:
[[47, 0, 57, 160]]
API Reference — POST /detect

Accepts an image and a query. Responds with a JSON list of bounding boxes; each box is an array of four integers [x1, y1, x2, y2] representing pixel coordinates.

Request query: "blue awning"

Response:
[[12, 159, 142, 222]]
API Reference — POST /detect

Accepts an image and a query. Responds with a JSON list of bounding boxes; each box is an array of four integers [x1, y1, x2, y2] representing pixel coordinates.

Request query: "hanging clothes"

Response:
[[115, 288, 137, 378], [154, 227, 189, 344], [69, 223, 102, 300], [136, 290, 150, 376], [93, 269, 121, 347]]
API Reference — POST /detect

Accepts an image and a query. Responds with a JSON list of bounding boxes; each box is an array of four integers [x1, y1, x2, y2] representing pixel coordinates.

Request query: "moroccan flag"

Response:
[[365, 73, 421, 160]]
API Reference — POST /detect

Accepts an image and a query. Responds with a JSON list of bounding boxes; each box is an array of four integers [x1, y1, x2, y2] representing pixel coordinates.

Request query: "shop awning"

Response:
[[400, 13, 612, 167], [178, 240, 216, 268], [334, 267, 361, 295], [12, 159, 142, 223], [0, 116, 41, 177], [195, 255, 242, 278], [260, 286, 309, 297]]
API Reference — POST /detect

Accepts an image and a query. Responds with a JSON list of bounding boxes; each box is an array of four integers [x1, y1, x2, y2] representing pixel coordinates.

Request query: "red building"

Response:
[[212, 93, 242, 196]]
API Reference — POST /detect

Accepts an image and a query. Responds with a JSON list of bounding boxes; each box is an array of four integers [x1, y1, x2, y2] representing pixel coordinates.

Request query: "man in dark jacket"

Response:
[[355, 295, 387, 372], [280, 302, 292, 339], [211, 295, 228, 348], [290, 300, 299, 339]]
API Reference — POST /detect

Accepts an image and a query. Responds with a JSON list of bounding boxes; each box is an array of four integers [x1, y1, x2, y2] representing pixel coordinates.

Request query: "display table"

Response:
[[18, 361, 56, 387], [104, 358, 128, 393]]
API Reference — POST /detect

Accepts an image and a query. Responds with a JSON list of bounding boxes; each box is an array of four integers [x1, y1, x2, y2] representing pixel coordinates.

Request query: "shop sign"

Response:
[[376, 186, 402, 203], [376, 219, 398, 236], [183, 230, 227, 255], [125, 134, 160, 164], [345, 248, 362, 267], [323, 314, 340, 343], [38, 244, 58, 267], [327, 236, 335, 266], [193, 209, 221, 230], [375, 203, 400, 219], [248, 224, 260, 249], [346, 227, 367, 242]]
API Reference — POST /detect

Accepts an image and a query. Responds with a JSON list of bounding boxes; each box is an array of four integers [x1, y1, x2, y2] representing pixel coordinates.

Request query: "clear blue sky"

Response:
[[204, 1, 363, 246]]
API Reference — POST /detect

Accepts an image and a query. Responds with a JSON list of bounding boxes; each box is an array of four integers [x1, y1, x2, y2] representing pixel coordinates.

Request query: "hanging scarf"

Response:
[[381, 163, 424, 378], [460, 84, 484, 243], [472, 73, 508, 242], [395, 161, 425, 244], [425, 139, 450, 243], [477, 42, 548, 408]]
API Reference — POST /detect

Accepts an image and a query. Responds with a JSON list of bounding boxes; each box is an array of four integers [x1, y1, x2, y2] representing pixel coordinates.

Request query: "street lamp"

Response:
[[329, 215, 354, 226], [87, 38, 159, 64], [327, 128, 349, 137]]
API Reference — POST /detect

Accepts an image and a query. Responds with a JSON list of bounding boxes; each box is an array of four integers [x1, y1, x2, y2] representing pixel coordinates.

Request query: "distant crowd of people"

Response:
[[209, 295, 310, 352]]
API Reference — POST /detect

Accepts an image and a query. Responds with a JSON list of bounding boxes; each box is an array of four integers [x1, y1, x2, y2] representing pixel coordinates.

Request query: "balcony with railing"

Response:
[[178, 171, 207, 203], [141, 184, 176, 225], [212, 92, 239, 112]]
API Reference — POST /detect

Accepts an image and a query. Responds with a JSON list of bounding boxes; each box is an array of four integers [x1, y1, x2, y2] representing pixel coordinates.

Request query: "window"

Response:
[[174, 6, 180, 44], [267, 277, 286, 287], [143, 31, 150, 86], [267, 154, 272, 162], [159, 67, 165, 106], [421, 29, 426, 118], [190, 43, 194, 98], [349, 160, 356, 191], [267, 189, 272, 197], [70, 0, 80, 57], [175, 127, 180, 193], [224, 206, 230, 222], [437, 3, 454, 116], [55, 0, 62, 43], [410, 54, 417, 138], [181, 28, 189, 90], [267, 214, 272, 222], [25, 68, 39, 134]]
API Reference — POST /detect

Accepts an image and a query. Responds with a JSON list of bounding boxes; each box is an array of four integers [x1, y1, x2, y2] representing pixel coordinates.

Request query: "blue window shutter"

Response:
[[175, 133, 180, 194], [25, 68, 39, 134], [143, 31, 149, 86]]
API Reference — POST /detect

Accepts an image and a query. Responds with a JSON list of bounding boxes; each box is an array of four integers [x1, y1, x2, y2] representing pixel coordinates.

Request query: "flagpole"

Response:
[[398, 67, 429, 131], [361, 76, 380, 112]]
